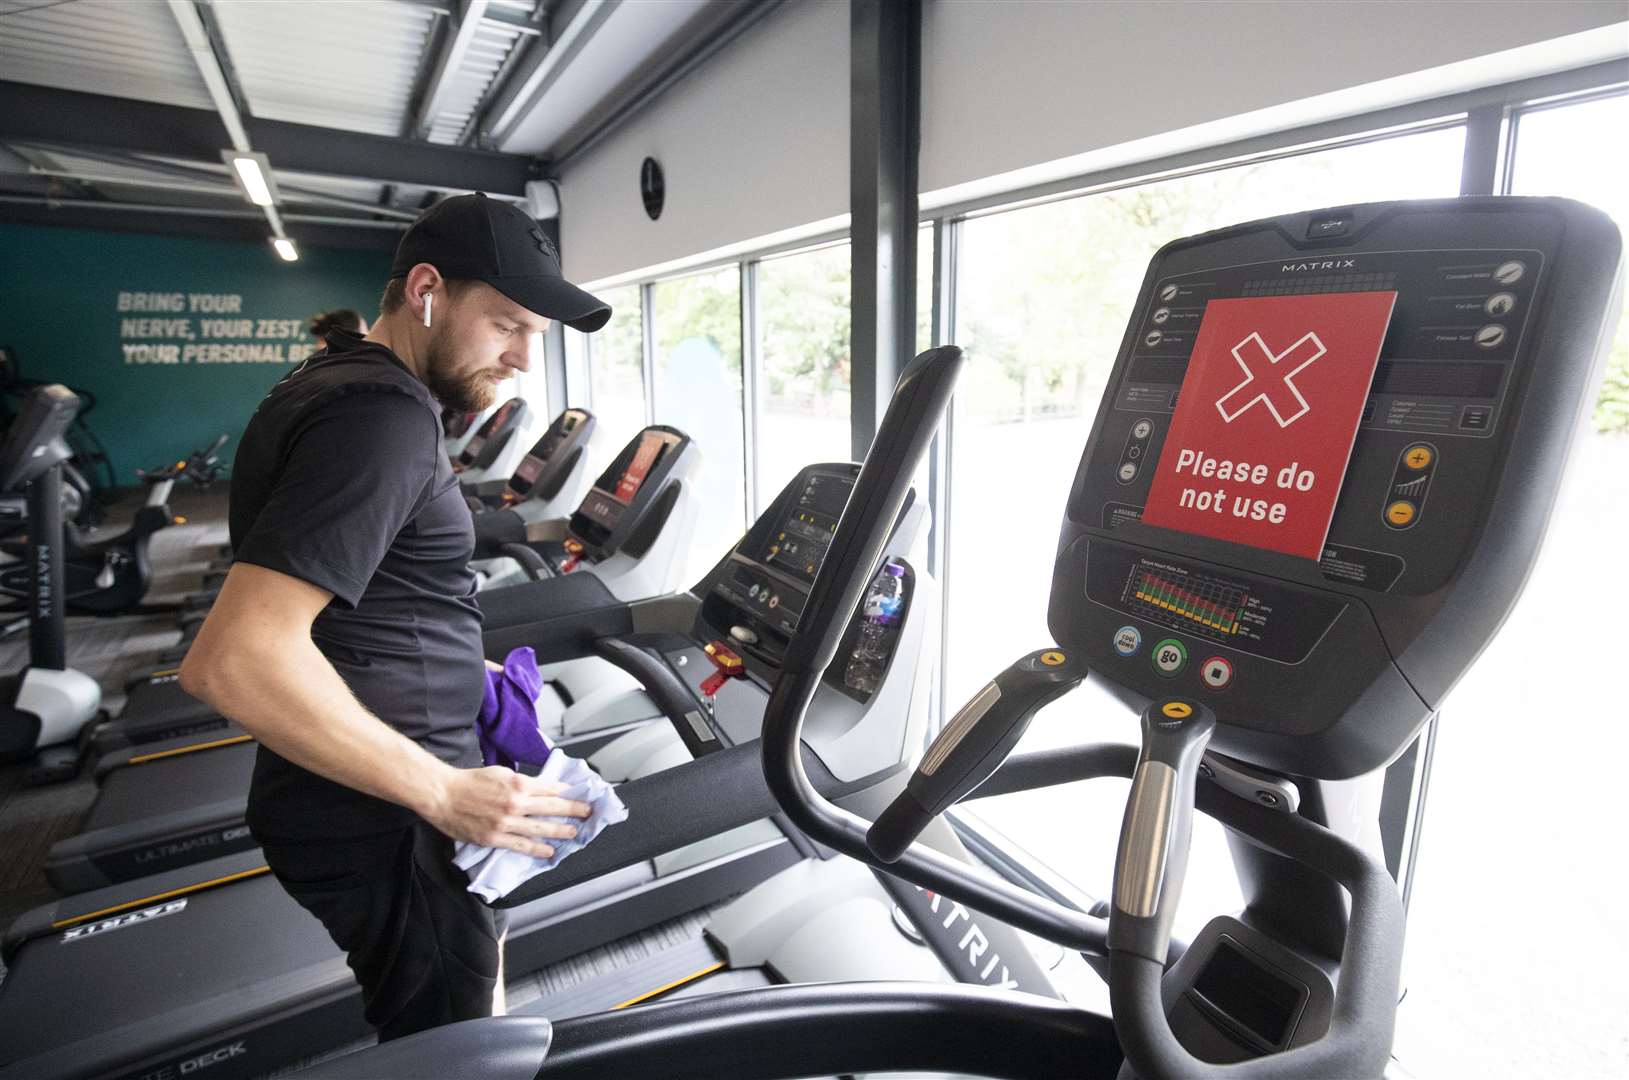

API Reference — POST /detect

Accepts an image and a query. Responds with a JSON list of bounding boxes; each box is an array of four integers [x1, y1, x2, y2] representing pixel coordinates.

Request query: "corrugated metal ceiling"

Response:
[[0, 0, 750, 242], [210, 0, 439, 138], [424, 17, 527, 145], [0, 0, 215, 110]]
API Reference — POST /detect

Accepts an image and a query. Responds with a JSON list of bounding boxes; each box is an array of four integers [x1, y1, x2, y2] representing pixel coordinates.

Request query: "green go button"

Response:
[[1152, 638, 1187, 677]]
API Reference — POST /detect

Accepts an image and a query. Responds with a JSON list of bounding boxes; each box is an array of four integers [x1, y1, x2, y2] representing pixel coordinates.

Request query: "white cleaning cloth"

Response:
[[453, 750, 629, 902]]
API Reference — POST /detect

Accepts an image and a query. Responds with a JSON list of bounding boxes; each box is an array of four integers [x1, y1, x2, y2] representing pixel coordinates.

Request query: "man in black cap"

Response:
[[181, 193, 613, 1040]]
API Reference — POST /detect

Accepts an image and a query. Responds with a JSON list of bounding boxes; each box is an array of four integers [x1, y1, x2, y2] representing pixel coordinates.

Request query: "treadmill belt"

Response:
[[84, 741, 256, 829], [517, 935, 771, 1022], [0, 873, 362, 1079]]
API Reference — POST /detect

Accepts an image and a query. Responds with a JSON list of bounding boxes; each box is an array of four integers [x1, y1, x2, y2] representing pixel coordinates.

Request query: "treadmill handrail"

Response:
[[490, 739, 891, 910], [501, 541, 552, 581], [590, 636, 712, 752]]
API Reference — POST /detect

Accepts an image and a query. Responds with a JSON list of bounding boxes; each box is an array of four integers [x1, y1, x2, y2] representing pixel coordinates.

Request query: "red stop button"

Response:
[[1200, 656, 1234, 690]]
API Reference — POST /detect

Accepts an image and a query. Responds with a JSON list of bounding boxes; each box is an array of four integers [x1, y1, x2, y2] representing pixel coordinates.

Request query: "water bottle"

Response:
[[844, 562, 906, 695]]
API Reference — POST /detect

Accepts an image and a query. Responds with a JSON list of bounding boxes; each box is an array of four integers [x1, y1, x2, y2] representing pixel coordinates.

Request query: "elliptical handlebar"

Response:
[[760, 344, 1112, 952]]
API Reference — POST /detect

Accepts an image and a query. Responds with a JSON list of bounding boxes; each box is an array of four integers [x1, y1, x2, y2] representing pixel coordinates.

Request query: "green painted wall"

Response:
[[0, 223, 390, 481]]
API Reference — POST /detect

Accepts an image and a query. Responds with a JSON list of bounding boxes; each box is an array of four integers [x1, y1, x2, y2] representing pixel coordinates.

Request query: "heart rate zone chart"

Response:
[[1128, 569, 1249, 639]]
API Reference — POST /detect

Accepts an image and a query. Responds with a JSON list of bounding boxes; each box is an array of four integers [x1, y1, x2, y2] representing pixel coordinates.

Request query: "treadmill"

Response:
[[470, 424, 701, 601], [443, 399, 495, 459], [87, 421, 697, 758], [0, 450, 946, 1079], [461, 406, 597, 518], [286, 196, 1624, 1080], [451, 395, 528, 480]]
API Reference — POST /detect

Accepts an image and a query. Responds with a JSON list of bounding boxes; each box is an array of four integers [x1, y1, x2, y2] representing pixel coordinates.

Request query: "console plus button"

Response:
[[1152, 638, 1187, 677], [1403, 445, 1433, 470]]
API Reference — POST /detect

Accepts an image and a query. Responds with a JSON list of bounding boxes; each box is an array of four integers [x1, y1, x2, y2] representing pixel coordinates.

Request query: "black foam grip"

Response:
[[867, 789, 934, 863]]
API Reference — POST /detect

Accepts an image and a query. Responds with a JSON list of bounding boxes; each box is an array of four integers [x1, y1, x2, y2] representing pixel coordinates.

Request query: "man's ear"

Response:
[[406, 263, 443, 321]]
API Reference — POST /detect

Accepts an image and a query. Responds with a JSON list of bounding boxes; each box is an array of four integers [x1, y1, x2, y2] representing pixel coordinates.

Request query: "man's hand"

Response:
[[422, 766, 592, 858]]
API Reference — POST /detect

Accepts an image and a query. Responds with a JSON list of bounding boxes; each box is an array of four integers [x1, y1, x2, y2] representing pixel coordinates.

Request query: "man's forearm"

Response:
[[180, 636, 452, 820]]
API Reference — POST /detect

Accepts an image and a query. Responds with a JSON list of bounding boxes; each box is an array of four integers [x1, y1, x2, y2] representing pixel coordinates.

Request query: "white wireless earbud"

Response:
[[423, 292, 433, 328]]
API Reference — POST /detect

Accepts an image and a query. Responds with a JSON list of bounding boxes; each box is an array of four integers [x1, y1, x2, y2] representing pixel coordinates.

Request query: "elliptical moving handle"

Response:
[[867, 647, 1088, 862], [1107, 699, 1215, 965], [1105, 696, 1405, 1080]]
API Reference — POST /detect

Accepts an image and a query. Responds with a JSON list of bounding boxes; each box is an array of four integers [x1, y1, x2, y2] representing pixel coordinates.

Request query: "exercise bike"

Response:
[[0, 437, 226, 620]]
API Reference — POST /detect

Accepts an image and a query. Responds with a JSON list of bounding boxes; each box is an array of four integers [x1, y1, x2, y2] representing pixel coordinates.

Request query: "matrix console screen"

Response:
[[612, 432, 667, 504], [510, 453, 545, 494], [765, 472, 848, 582]]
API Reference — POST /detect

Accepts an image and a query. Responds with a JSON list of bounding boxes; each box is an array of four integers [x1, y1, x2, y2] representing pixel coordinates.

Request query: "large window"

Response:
[[651, 266, 746, 580], [755, 243, 852, 505], [584, 284, 646, 452], [1388, 91, 1629, 1080], [1511, 92, 1629, 432], [943, 125, 1469, 938]]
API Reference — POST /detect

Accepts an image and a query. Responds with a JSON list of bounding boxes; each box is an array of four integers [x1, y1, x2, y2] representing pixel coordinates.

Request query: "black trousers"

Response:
[[260, 821, 507, 1041]]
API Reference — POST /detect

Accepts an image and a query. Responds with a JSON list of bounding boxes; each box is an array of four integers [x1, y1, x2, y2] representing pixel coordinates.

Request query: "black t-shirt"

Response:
[[231, 332, 485, 841]]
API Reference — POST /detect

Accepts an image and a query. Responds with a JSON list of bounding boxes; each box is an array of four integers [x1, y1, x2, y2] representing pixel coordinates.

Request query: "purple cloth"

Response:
[[476, 647, 554, 770]]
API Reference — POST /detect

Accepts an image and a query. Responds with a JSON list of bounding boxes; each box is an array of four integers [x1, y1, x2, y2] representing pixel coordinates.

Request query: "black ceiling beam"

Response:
[[0, 199, 400, 253], [0, 81, 543, 193]]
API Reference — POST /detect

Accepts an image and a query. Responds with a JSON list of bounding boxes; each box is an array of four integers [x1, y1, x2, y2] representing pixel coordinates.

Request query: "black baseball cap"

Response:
[[389, 192, 611, 333]]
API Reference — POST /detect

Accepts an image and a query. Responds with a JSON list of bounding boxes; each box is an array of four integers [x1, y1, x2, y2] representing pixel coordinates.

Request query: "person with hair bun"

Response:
[[281, 310, 371, 380], [308, 308, 369, 347]]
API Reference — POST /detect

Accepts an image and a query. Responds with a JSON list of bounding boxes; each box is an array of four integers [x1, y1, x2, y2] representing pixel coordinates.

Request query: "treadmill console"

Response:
[[0, 383, 80, 491], [505, 407, 594, 501], [568, 426, 690, 560], [457, 397, 522, 466], [1053, 198, 1622, 777], [702, 464, 916, 701]]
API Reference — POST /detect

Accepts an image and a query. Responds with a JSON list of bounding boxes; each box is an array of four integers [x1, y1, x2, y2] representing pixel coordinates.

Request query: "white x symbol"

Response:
[[1214, 331, 1327, 428]]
